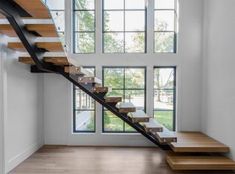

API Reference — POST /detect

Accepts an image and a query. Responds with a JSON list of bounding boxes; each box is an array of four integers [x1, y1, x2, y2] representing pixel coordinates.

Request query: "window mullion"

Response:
[[147, 0, 154, 53]]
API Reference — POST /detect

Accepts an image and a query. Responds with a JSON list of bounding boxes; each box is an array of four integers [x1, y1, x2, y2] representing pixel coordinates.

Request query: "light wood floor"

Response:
[[10, 146, 235, 174]]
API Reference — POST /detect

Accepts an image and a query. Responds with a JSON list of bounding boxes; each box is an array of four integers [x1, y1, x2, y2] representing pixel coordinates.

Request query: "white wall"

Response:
[[0, 39, 44, 172], [44, 0, 204, 146], [0, 35, 5, 174], [202, 0, 235, 159]]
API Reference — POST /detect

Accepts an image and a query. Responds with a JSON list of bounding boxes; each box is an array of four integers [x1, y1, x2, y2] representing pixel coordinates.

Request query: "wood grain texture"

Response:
[[0, 24, 17, 37], [44, 57, 69, 65], [26, 24, 58, 37], [166, 152, 235, 171], [105, 96, 122, 103], [14, 0, 51, 19], [9, 146, 235, 174], [18, 57, 35, 65], [170, 132, 230, 153]]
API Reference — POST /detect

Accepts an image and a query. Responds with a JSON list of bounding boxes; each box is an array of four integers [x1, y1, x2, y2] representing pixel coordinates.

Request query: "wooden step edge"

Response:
[[105, 96, 122, 103], [92, 86, 109, 93], [64, 66, 86, 75], [153, 128, 177, 143], [166, 153, 235, 171], [128, 110, 151, 123], [142, 118, 163, 133], [18, 57, 35, 65], [78, 77, 102, 85], [116, 102, 136, 113]]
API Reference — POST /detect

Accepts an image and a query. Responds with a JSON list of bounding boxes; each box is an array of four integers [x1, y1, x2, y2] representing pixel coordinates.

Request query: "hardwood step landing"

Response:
[[166, 152, 235, 171]]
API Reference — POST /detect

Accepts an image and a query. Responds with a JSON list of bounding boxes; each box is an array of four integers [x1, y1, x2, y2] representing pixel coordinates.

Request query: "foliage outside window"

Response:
[[103, 67, 146, 132], [103, 0, 146, 53], [43, 0, 65, 43], [154, 0, 177, 53], [74, 67, 96, 132], [154, 67, 176, 131], [73, 0, 95, 53]]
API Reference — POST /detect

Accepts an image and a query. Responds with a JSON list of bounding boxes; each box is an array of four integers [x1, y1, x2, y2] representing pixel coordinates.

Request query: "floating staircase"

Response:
[[0, 0, 235, 171]]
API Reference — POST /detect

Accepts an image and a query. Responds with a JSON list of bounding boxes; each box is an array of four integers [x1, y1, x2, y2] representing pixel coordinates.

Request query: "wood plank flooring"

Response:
[[10, 146, 235, 174]]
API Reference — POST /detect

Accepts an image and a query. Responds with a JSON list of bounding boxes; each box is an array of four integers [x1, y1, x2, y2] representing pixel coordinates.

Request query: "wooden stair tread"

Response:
[[0, 24, 17, 37], [18, 57, 35, 65], [105, 97, 122, 103], [128, 110, 151, 123], [26, 24, 58, 37], [14, 0, 51, 19], [142, 118, 163, 132], [44, 57, 69, 65], [153, 128, 177, 143], [78, 77, 102, 85], [116, 102, 136, 113], [92, 86, 109, 93], [170, 132, 230, 153], [8, 42, 64, 52], [166, 153, 235, 170]]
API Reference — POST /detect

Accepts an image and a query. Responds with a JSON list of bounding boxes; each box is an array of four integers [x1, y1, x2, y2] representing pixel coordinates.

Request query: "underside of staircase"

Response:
[[0, 0, 235, 171]]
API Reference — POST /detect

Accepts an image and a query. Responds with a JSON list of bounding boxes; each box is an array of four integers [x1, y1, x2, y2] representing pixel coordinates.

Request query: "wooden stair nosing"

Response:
[[143, 118, 163, 133], [26, 24, 58, 37], [18, 57, 35, 65], [92, 86, 109, 93], [129, 110, 151, 123], [116, 102, 136, 113], [104, 96, 122, 103], [78, 77, 102, 85], [0, 24, 17, 37], [166, 153, 235, 171], [153, 128, 177, 143]]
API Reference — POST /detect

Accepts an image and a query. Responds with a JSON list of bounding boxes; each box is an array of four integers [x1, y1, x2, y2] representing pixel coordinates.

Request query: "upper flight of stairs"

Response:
[[1, 0, 235, 171]]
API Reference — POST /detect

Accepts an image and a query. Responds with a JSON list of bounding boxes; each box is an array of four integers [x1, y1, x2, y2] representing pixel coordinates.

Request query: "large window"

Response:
[[43, 0, 65, 41], [73, 0, 96, 53], [103, 0, 146, 53], [73, 67, 96, 132], [154, 0, 177, 53], [103, 67, 146, 132], [154, 67, 176, 131]]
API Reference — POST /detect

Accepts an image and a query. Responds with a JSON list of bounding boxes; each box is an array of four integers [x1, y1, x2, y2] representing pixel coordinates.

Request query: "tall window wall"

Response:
[[103, 0, 146, 53], [73, 0, 96, 53], [154, 67, 176, 131], [43, 0, 65, 42], [103, 67, 146, 132], [73, 67, 96, 132], [154, 0, 177, 53]]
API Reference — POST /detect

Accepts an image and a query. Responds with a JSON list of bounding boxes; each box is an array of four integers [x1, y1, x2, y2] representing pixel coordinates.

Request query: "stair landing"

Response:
[[170, 132, 229, 153]]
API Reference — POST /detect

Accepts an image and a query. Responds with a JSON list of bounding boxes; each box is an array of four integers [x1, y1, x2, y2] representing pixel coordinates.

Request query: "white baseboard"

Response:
[[6, 142, 43, 173]]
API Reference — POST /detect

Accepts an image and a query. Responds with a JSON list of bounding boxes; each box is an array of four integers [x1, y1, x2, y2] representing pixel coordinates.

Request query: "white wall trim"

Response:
[[6, 143, 43, 173]]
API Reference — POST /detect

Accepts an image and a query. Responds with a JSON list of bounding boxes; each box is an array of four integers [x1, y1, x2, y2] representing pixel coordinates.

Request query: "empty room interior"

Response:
[[0, 0, 235, 173]]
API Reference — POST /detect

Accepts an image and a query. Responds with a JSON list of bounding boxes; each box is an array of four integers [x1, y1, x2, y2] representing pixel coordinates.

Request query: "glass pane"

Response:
[[75, 90, 95, 110], [125, 123, 136, 132], [45, 0, 64, 10], [125, 11, 145, 31], [51, 11, 65, 32], [74, 11, 95, 31], [154, 68, 175, 89], [106, 90, 124, 97], [125, 90, 145, 110], [125, 68, 145, 89], [75, 32, 95, 53], [104, 0, 124, 9], [104, 11, 124, 31], [155, 32, 174, 53], [154, 111, 174, 131], [154, 90, 174, 110], [155, 0, 175, 9], [75, 111, 95, 131], [125, 32, 145, 53], [104, 111, 124, 132], [155, 10, 175, 31], [104, 33, 124, 53], [125, 0, 145, 9], [104, 68, 124, 88], [74, 0, 95, 10]]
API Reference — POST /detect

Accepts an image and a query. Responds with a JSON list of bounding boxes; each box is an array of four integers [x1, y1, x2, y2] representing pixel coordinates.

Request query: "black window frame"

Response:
[[153, 66, 176, 131], [73, 0, 96, 54], [102, 66, 147, 133], [102, 0, 147, 53], [154, 0, 177, 53], [73, 66, 96, 133]]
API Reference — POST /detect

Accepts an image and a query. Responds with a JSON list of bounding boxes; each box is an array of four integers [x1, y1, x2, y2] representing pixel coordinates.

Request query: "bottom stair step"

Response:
[[166, 153, 235, 171]]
